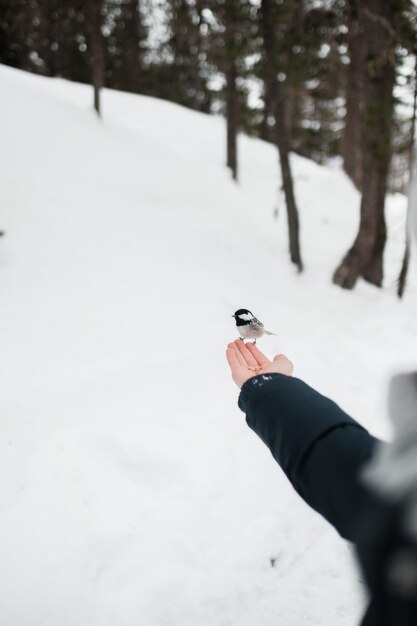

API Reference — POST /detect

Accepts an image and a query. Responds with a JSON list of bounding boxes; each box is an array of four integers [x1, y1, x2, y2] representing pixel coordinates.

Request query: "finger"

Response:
[[226, 348, 248, 388], [246, 342, 271, 367], [234, 339, 258, 368], [228, 343, 247, 367], [273, 354, 294, 376], [226, 347, 237, 370], [226, 347, 244, 372]]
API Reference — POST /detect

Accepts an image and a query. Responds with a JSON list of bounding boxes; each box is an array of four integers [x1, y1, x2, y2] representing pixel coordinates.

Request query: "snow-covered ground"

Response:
[[0, 64, 416, 626]]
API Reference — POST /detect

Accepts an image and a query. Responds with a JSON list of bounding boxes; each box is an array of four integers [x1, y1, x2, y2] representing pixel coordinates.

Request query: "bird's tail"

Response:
[[265, 330, 276, 336]]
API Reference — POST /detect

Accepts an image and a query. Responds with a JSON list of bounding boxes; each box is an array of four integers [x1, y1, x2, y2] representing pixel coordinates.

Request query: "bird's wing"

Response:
[[250, 317, 264, 330]]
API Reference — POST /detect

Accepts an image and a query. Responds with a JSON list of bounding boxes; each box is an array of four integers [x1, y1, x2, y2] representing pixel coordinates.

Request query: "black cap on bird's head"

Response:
[[232, 308, 253, 319]]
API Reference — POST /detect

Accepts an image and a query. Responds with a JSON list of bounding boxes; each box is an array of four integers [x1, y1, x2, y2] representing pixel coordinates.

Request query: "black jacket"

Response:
[[238, 373, 417, 625]]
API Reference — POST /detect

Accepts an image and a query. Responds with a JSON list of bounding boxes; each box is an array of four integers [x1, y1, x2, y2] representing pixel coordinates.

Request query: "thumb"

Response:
[[271, 354, 294, 376]]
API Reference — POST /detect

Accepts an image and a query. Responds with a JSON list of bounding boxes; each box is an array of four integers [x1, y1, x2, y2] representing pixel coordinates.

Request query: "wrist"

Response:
[[238, 373, 281, 413]]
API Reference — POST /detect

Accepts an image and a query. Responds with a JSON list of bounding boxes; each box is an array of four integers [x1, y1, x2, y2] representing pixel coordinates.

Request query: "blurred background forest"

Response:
[[1, 0, 416, 291]]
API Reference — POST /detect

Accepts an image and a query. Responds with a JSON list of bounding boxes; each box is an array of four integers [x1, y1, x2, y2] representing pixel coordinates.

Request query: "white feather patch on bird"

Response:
[[239, 313, 254, 321]]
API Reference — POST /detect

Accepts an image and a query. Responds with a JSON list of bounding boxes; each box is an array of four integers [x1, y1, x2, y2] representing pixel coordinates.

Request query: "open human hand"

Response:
[[226, 339, 293, 389]]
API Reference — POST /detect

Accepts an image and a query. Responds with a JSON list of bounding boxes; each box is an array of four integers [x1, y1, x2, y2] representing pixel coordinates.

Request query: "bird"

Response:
[[232, 308, 276, 343]]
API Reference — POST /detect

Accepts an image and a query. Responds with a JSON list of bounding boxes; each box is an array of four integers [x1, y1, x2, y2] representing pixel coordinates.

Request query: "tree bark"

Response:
[[260, 0, 303, 272], [397, 59, 417, 298], [397, 239, 410, 298], [40, 0, 58, 76], [224, 3, 238, 181], [333, 0, 396, 289], [277, 132, 303, 271], [342, 0, 364, 191], [88, 0, 105, 116], [126, 0, 141, 94], [260, 86, 273, 142], [226, 62, 238, 181]]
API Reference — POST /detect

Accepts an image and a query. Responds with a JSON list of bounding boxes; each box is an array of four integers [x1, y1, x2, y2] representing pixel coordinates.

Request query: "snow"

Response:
[[0, 63, 416, 626]]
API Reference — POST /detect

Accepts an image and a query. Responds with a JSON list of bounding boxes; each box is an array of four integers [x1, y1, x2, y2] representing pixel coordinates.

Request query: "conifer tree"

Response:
[[105, 0, 146, 94], [333, 0, 410, 289], [126, 0, 143, 93], [164, 0, 211, 112], [260, 0, 303, 272], [88, 0, 105, 116], [0, 0, 43, 73], [342, 0, 363, 190], [205, 0, 257, 181]]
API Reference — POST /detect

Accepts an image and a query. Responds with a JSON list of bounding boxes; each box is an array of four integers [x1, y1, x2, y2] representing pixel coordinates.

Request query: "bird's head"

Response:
[[232, 309, 254, 322]]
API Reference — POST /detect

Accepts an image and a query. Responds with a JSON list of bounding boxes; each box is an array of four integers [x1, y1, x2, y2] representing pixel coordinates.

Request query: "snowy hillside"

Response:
[[0, 64, 416, 626]]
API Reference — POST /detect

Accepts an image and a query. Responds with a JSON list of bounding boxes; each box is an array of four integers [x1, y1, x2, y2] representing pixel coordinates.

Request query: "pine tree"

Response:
[[342, 0, 363, 190], [398, 53, 417, 297], [125, 0, 142, 93], [163, 0, 212, 112], [223, 1, 239, 180], [260, 0, 303, 272], [38, 0, 62, 77], [87, 0, 105, 116], [333, 0, 412, 289], [0, 0, 43, 73], [205, 0, 257, 181], [105, 0, 146, 94]]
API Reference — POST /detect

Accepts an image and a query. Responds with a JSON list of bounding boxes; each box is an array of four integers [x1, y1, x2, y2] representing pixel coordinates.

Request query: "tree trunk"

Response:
[[226, 62, 238, 181], [397, 240, 410, 299], [342, 0, 364, 191], [333, 0, 395, 289], [260, 87, 273, 142], [224, 2, 238, 182], [277, 139, 303, 271], [397, 59, 417, 298], [260, 0, 303, 272], [88, 0, 105, 116], [126, 0, 141, 94], [40, 0, 58, 77]]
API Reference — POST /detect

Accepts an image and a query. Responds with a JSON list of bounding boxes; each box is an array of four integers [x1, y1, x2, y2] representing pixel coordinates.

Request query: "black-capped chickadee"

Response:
[[232, 308, 276, 343]]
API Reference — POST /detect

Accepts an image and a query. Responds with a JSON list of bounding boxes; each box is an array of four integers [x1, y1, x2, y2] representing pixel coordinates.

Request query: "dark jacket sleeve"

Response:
[[239, 373, 379, 541]]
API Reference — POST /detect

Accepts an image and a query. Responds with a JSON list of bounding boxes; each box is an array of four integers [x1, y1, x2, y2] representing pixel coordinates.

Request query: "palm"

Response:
[[226, 339, 293, 389]]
